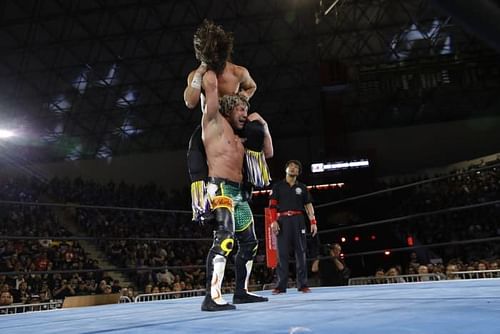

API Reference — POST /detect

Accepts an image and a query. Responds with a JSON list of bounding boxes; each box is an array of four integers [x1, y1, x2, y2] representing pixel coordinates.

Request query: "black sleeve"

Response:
[[303, 184, 312, 205], [269, 182, 279, 202]]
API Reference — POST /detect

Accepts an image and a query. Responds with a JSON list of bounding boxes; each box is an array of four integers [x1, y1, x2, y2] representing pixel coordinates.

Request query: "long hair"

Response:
[[193, 19, 233, 74]]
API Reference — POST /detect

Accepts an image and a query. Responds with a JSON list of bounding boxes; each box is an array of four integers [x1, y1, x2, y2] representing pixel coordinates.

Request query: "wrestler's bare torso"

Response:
[[184, 61, 255, 183], [203, 111, 246, 183], [202, 64, 247, 183]]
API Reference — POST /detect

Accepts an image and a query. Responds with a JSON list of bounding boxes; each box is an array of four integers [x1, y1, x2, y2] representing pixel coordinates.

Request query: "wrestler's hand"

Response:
[[271, 221, 280, 235], [310, 223, 318, 237], [196, 62, 208, 75], [237, 91, 250, 102], [189, 62, 208, 92]]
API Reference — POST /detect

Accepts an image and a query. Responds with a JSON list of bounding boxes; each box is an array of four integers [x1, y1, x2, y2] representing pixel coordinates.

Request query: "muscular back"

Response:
[[216, 63, 244, 97], [186, 62, 255, 109]]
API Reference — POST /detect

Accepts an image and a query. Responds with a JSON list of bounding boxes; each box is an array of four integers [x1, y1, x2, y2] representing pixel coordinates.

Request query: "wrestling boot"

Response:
[[201, 294, 236, 311], [233, 291, 269, 304]]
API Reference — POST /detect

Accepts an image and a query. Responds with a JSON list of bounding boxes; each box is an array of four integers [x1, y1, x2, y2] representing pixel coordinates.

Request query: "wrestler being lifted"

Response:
[[183, 20, 274, 311], [183, 19, 260, 223]]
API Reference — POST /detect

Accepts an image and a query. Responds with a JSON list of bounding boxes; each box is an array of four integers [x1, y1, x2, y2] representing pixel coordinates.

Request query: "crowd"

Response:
[[387, 161, 500, 264], [367, 254, 499, 284], [0, 209, 102, 310], [310, 159, 500, 273], [1, 157, 499, 311], [0, 176, 274, 311]]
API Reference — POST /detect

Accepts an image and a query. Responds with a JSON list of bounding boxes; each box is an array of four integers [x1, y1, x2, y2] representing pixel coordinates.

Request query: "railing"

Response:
[[134, 289, 205, 302], [349, 269, 500, 285], [119, 296, 132, 303], [3, 270, 499, 314], [450, 269, 500, 279], [133, 284, 265, 303], [0, 300, 63, 315], [349, 273, 442, 285]]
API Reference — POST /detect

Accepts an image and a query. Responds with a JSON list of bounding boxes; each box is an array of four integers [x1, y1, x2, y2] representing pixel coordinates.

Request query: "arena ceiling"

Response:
[[0, 0, 498, 163]]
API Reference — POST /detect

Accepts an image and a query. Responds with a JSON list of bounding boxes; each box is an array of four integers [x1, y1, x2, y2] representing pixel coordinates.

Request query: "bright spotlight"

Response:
[[0, 129, 15, 138]]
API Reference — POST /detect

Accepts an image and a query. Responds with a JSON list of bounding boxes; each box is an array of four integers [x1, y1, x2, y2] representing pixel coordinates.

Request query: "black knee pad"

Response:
[[210, 198, 235, 256], [237, 240, 258, 262], [213, 204, 233, 229]]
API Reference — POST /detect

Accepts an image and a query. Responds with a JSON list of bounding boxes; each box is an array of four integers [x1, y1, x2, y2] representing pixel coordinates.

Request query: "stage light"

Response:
[[370, 235, 376, 240], [0, 129, 15, 138], [407, 236, 414, 247], [341, 237, 346, 243], [384, 250, 391, 256], [354, 236, 360, 242], [311, 159, 369, 173]]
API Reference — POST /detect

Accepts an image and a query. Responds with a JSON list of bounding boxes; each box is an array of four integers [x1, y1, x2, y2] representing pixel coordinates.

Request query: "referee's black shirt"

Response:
[[270, 179, 312, 212]]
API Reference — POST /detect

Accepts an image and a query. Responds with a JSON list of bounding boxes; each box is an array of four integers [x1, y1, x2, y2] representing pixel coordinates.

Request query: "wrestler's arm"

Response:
[[202, 70, 219, 121], [246, 112, 273, 158], [261, 121, 273, 159], [183, 63, 207, 109], [237, 66, 257, 100], [304, 202, 318, 237]]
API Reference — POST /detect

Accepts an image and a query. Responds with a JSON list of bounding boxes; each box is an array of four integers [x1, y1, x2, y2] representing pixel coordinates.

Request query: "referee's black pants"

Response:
[[275, 214, 308, 291]]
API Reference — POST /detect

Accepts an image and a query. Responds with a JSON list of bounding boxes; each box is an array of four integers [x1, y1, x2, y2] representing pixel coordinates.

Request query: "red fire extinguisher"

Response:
[[264, 208, 278, 269]]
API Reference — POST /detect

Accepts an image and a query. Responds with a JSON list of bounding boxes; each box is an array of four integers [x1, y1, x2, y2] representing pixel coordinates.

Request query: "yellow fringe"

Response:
[[245, 149, 271, 188], [190, 180, 209, 221]]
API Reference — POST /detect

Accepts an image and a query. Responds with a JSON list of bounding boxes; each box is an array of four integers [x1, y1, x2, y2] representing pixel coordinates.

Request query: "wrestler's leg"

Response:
[[202, 195, 236, 311], [187, 125, 210, 221], [232, 200, 268, 304]]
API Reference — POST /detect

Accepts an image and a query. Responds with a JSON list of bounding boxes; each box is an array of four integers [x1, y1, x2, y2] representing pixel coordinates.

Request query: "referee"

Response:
[[269, 160, 318, 294]]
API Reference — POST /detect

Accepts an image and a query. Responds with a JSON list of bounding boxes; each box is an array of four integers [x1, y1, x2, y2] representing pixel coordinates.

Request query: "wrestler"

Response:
[[182, 20, 272, 311], [184, 19, 258, 223], [199, 88, 273, 311], [183, 19, 256, 109]]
